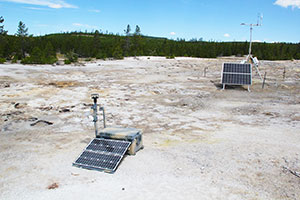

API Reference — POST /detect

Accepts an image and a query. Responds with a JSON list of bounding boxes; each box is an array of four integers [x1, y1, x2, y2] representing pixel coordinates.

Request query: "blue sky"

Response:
[[0, 0, 299, 42]]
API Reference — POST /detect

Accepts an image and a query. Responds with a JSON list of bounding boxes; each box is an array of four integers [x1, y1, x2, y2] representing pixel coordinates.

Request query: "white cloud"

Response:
[[274, 0, 300, 9], [89, 9, 100, 13], [2, 0, 77, 8], [72, 23, 98, 29], [25, 6, 47, 10], [72, 23, 83, 27], [170, 32, 176, 35], [224, 33, 230, 38]]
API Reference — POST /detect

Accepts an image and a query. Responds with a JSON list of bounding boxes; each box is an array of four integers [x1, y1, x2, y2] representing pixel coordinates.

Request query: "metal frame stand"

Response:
[[241, 15, 263, 82], [246, 54, 263, 81], [91, 94, 99, 137], [91, 94, 106, 138]]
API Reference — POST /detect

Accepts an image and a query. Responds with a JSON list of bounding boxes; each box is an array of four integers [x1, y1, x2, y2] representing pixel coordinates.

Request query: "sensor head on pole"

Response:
[[91, 93, 99, 100]]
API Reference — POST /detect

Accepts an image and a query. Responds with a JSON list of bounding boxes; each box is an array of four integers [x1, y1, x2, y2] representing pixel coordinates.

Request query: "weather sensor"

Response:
[[241, 14, 263, 81]]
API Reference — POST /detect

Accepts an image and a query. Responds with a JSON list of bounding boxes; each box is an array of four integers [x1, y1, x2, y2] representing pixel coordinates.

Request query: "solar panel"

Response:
[[74, 151, 122, 171], [221, 63, 252, 86], [223, 63, 251, 73], [86, 139, 131, 155], [73, 138, 131, 173]]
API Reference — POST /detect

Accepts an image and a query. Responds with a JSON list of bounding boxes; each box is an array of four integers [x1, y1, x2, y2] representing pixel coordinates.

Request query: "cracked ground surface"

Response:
[[0, 57, 299, 199]]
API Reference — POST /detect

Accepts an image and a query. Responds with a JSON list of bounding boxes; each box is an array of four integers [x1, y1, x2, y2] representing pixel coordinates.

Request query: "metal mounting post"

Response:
[[241, 14, 263, 82], [99, 106, 106, 128], [262, 72, 267, 89], [204, 67, 208, 77], [91, 94, 99, 137]]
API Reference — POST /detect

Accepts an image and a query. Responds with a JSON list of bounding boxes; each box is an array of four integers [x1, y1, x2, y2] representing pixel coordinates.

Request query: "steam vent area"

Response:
[[1, 57, 300, 199]]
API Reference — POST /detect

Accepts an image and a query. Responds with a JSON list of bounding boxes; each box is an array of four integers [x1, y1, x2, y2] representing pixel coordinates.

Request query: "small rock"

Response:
[[28, 117, 38, 122], [59, 108, 70, 113], [47, 183, 59, 190]]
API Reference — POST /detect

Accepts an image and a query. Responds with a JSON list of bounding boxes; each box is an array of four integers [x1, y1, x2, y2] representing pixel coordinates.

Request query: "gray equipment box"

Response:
[[98, 127, 143, 155]]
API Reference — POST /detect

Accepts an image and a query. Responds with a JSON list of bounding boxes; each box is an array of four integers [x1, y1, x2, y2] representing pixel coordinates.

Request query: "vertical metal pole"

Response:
[[249, 25, 253, 56], [100, 107, 106, 128], [91, 94, 99, 137], [204, 67, 208, 77], [262, 72, 267, 89]]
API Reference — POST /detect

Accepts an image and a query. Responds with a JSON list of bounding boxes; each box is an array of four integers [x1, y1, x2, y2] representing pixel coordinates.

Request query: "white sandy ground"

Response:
[[0, 57, 299, 200]]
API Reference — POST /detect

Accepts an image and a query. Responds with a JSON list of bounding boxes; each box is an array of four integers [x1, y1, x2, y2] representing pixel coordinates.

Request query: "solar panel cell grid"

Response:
[[222, 63, 252, 85], [75, 151, 122, 170], [73, 138, 131, 172], [223, 63, 251, 73], [86, 139, 130, 155]]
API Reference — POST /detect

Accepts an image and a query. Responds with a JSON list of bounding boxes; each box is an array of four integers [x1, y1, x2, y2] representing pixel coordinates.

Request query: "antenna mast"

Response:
[[241, 14, 263, 81]]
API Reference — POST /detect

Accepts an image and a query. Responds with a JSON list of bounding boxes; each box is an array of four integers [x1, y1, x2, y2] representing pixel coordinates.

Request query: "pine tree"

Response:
[[44, 41, 55, 57], [43, 41, 57, 63], [135, 25, 141, 35], [125, 24, 131, 36], [124, 24, 131, 56], [21, 47, 42, 64], [16, 21, 29, 58], [0, 16, 7, 59], [92, 30, 101, 57], [16, 21, 28, 37], [0, 16, 8, 35], [30, 47, 43, 63], [133, 25, 142, 56], [113, 45, 123, 59]]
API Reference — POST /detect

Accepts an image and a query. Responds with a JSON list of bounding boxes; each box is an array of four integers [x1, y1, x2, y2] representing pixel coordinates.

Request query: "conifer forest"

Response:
[[0, 18, 299, 64]]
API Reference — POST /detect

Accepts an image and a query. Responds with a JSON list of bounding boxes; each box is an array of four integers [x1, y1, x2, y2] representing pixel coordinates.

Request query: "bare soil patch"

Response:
[[0, 57, 299, 199]]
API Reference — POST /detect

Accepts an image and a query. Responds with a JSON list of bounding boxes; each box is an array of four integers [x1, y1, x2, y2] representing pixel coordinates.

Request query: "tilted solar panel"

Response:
[[86, 138, 131, 155], [74, 151, 122, 171], [73, 138, 131, 173], [223, 63, 251, 73], [222, 63, 252, 86], [222, 74, 251, 85]]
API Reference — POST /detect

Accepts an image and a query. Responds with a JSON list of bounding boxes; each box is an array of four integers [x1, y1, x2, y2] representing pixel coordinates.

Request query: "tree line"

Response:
[[0, 17, 299, 64]]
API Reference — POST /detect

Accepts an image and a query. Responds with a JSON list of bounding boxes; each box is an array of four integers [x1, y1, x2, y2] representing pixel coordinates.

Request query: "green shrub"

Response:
[[21, 47, 52, 64], [21, 55, 57, 64], [166, 55, 175, 59], [66, 52, 78, 63], [21, 57, 31, 64], [12, 57, 18, 63], [64, 60, 71, 64], [42, 56, 57, 64], [0, 58, 6, 64], [112, 46, 123, 60], [85, 58, 92, 62], [96, 52, 107, 60]]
